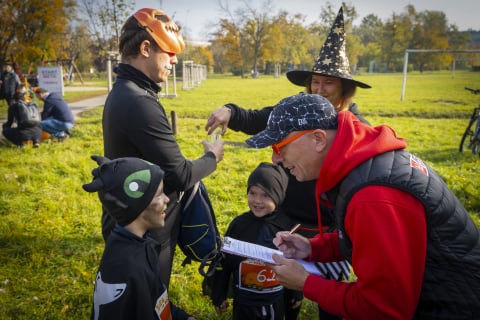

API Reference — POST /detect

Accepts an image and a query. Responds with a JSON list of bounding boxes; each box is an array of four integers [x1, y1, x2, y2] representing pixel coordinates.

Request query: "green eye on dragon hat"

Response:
[[124, 169, 152, 199]]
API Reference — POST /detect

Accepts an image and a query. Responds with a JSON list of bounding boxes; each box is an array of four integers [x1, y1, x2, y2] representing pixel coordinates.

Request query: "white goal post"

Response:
[[401, 49, 480, 101]]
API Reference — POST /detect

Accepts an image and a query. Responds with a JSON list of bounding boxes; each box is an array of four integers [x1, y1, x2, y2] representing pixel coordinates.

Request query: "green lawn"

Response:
[[0, 71, 479, 319]]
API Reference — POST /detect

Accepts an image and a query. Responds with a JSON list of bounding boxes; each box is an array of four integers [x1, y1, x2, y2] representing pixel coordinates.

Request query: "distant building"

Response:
[[468, 31, 480, 47]]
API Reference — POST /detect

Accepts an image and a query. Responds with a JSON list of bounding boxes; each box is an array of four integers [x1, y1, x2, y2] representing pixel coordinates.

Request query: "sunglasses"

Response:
[[271, 130, 315, 155]]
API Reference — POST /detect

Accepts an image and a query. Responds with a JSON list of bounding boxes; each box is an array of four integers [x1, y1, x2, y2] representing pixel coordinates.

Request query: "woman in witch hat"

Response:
[[205, 6, 367, 320], [285, 6, 371, 124], [205, 6, 371, 134]]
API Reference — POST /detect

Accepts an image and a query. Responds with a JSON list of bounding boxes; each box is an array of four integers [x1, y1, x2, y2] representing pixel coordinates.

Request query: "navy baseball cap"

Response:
[[246, 93, 338, 148]]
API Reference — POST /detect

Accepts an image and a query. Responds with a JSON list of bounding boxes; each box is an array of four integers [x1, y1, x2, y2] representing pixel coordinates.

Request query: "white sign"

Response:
[[37, 66, 64, 96]]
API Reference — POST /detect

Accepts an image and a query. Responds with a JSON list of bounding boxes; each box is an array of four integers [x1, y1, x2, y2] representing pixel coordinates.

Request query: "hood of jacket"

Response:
[[316, 111, 407, 195]]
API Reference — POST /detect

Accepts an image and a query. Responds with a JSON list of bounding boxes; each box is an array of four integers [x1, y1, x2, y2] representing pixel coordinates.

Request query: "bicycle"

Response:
[[459, 87, 480, 156]]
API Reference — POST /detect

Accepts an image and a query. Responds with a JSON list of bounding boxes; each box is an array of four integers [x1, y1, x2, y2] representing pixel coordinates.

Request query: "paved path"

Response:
[[69, 94, 108, 118], [64, 86, 108, 118]]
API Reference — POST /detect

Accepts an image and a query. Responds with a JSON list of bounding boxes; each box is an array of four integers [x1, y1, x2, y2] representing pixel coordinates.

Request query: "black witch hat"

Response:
[[287, 7, 371, 89]]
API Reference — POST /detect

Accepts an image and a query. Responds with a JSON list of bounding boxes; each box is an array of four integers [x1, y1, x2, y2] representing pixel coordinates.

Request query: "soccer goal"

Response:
[[401, 49, 480, 101]]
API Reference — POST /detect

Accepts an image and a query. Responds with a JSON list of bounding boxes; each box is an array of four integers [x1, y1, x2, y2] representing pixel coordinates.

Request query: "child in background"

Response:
[[209, 162, 303, 320], [83, 155, 196, 320]]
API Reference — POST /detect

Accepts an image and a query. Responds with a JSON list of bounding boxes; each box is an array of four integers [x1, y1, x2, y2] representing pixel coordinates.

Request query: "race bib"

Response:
[[238, 259, 282, 293], [155, 290, 172, 320]]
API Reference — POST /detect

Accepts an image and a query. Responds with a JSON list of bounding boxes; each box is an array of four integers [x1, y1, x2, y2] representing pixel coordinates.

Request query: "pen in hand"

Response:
[[274, 224, 302, 249], [289, 223, 301, 234]]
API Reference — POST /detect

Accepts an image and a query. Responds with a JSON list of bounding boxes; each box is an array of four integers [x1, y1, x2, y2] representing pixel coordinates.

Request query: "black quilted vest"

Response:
[[325, 150, 480, 319]]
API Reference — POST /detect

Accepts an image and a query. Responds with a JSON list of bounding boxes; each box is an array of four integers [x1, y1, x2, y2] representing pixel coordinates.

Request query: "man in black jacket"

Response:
[[102, 8, 224, 288]]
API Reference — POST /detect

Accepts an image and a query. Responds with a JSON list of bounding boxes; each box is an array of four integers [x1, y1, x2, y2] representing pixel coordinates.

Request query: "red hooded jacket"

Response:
[[303, 112, 427, 319]]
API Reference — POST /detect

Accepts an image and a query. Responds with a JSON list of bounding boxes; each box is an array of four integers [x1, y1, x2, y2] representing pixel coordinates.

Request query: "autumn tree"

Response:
[[354, 14, 383, 70], [65, 24, 94, 73], [210, 18, 244, 75], [267, 11, 313, 72], [214, 0, 275, 77], [374, 5, 462, 72], [209, 38, 229, 74], [78, 0, 134, 71], [208, 2, 476, 75], [181, 45, 214, 73], [242, 8, 272, 77], [448, 27, 474, 69], [378, 11, 414, 71], [0, 0, 76, 73], [409, 8, 451, 71]]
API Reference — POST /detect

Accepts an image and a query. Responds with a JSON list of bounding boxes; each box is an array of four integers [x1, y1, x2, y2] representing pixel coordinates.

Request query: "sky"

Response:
[[134, 0, 480, 43]]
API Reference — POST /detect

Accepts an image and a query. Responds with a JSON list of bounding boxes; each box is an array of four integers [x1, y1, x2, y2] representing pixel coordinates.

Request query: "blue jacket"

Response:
[[41, 92, 74, 123]]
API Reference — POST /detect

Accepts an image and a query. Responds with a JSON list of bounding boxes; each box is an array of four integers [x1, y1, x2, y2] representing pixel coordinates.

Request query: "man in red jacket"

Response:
[[246, 93, 480, 319]]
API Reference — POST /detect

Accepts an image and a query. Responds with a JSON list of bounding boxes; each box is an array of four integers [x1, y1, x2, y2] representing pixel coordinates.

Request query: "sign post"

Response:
[[37, 66, 64, 96]]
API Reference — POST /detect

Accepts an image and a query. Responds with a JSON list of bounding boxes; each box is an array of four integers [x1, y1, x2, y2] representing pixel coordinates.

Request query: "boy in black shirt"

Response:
[[209, 162, 302, 320], [83, 156, 196, 320]]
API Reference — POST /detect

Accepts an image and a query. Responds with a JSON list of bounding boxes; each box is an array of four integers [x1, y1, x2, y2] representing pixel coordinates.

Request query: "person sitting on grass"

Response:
[[2, 84, 42, 148], [83, 155, 196, 320], [34, 86, 74, 141]]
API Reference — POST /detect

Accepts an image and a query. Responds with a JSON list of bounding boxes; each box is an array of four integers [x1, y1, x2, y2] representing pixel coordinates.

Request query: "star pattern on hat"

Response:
[[246, 94, 337, 148], [322, 57, 332, 65], [309, 7, 352, 80], [285, 6, 371, 88]]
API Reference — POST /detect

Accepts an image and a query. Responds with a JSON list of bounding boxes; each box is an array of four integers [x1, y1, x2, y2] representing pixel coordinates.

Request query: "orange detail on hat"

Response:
[[133, 8, 185, 54]]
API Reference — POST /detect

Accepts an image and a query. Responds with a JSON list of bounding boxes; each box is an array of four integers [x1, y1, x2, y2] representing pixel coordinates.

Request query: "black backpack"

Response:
[[178, 181, 223, 269], [17, 101, 40, 128]]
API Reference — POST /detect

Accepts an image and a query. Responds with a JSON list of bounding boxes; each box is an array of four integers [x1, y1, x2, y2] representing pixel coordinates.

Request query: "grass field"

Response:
[[0, 71, 479, 319]]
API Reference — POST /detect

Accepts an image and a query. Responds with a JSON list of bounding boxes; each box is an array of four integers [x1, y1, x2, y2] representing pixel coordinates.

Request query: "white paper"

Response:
[[222, 236, 324, 276]]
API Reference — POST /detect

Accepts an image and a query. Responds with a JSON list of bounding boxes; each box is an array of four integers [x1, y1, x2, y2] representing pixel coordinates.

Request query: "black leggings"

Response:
[[2, 127, 41, 146]]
